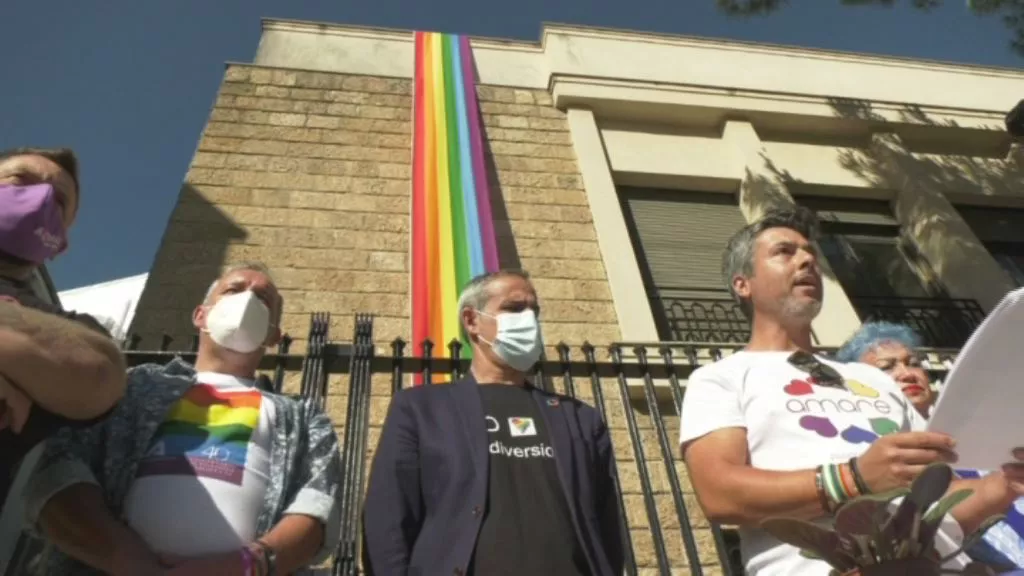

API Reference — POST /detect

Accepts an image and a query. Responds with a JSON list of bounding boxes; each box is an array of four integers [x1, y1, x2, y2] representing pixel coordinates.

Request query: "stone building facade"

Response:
[[127, 19, 1024, 574]]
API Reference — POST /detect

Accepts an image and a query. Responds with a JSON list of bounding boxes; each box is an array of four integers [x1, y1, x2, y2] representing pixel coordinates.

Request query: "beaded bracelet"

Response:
[[814, 465, 833, 513]]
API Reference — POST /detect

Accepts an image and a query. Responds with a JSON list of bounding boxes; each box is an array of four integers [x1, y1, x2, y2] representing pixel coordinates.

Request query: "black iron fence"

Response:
[[649, 287, 751, 344], [4, 313, 960, 576], [650, 286, 985, 351], [850, 296, 986, 348]]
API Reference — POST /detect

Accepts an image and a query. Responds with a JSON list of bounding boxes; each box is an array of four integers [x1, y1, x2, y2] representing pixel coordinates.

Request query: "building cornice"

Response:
[[260, 17, 1024, 80]]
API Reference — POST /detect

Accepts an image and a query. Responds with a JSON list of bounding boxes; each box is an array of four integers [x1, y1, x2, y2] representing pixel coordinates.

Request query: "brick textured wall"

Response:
[[130, 64, 720, 573]]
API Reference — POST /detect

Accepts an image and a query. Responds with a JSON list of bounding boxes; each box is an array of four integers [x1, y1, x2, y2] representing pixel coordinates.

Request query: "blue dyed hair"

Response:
[[835, 322, 923, 363]]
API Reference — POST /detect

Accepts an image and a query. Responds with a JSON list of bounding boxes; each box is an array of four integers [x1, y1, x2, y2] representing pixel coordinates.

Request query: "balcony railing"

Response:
[[650, 286, 985, 350], [649, 287, 751, 343], [849, 296, 986, 349]]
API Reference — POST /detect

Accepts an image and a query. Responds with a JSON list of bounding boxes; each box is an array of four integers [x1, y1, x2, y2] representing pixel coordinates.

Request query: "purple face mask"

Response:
[[0, 183, 67, 265]]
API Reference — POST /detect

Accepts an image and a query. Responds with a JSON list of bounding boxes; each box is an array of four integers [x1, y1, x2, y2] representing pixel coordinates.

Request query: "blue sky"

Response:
[[1, 0, 1019, 290]]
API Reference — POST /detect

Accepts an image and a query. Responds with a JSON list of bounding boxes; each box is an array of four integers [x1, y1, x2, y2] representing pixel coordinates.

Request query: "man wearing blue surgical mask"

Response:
[[23, 262, 342, 576], [363, 270, 624, 576]]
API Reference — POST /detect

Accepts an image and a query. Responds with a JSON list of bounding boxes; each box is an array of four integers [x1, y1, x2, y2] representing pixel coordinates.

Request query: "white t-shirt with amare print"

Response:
[[678, 351, 967, 576]]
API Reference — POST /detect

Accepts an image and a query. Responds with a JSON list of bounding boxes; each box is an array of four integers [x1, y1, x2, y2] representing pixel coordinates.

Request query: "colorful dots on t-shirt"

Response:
[[869, 417, 899, 436], [846, 379, 880, 398], [782, 377, 880, 399], [788, 377, 899, 445], [840, 425, 878, 444], [836, 418, 900, 444], [799, 415, 838, 438], [784, 379, 814, 396]]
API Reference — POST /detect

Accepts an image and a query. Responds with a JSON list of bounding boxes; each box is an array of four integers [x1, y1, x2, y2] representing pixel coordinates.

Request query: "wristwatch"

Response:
[[255, 540, 277, 576]]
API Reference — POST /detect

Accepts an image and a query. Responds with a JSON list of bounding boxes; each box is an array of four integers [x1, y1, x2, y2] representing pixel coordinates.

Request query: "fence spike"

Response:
[[391, 338, 406, 395], [422, 339, 434, 385], [125, 333, 141, 351], [449, 339, 464, 380], [391, 338, 406, 356]]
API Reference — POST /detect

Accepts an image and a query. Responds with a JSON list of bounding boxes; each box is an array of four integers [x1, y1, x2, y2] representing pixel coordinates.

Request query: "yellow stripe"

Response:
[[168, 402, 260, 428], [432, 32, 459, 352]]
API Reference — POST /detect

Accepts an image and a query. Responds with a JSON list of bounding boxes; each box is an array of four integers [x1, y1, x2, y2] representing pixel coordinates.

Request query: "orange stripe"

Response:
[[185, 384, 262, 408]]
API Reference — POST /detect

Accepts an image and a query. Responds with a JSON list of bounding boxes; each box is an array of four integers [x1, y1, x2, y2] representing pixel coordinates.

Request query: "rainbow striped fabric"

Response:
[[411, 31, 500, 382], [135, 384, 263, 485]]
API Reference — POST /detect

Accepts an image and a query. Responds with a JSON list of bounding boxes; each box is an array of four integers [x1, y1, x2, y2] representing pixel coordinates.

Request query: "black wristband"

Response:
[[848, 457, 871, 495]]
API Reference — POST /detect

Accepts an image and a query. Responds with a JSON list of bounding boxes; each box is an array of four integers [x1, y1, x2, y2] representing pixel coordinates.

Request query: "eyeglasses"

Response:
[[787, 350, 845, 389]]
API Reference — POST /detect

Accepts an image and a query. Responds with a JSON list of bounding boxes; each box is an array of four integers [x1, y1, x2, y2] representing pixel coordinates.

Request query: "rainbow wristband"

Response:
[[820, 462, 857, 511]]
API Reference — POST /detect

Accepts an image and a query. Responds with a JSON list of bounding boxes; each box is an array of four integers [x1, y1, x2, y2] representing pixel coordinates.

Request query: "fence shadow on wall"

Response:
[[127, 183, 249, 348]]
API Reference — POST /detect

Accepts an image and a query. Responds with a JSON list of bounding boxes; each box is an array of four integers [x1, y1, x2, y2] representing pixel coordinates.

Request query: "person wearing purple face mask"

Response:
[[0, 147, 127, 504]]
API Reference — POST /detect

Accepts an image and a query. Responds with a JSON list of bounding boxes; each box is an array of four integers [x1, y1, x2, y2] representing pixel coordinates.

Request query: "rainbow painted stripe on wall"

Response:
[[411, 31, 500, 383]]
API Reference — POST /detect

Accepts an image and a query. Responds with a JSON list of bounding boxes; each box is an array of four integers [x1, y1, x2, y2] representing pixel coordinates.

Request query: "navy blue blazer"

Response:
[[362, 374, 624, 576]]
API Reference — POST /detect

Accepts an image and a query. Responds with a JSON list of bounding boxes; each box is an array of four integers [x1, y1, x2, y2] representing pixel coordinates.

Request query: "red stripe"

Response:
[[411, 32, 428, 386], [185, 384, 262, 408]]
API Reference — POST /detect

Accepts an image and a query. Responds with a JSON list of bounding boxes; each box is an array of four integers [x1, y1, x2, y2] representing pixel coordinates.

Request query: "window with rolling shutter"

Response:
[[957, 205, 1024, 287], [619, 187, 750, 343], [800, 196, 983, 348]]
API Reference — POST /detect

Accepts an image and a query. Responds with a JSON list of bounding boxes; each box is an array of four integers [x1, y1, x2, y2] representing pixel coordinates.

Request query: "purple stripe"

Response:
[[459, 35, 499, 272], [136, 456, 245, 485]]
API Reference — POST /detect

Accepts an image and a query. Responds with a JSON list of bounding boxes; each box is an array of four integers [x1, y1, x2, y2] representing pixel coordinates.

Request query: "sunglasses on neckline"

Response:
[[787, 350, 845, 389]]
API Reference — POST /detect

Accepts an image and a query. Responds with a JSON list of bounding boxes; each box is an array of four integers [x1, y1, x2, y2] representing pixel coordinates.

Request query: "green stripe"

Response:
[[826, 464, 845, 504], [442, 36, 473, 357]]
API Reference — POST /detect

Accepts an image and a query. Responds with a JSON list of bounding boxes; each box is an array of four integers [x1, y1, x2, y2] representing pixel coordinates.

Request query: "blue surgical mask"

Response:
[[477, 309, 542, 372]]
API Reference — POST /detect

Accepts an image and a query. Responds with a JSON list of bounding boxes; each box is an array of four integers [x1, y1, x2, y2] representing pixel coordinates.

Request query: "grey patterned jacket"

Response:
[[22, 358, 342, 575]]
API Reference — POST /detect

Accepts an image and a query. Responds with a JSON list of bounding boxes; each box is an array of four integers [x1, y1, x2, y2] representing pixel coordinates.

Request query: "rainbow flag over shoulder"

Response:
[[411, 31, 500, 383]]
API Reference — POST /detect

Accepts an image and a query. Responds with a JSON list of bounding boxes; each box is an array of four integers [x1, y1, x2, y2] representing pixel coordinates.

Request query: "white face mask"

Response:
[[478, 309, 543, 372], [204, 291, 271, 354]]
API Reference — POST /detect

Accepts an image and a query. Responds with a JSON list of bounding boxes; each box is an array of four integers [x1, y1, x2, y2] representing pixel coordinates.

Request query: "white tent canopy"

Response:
[[58, 273, 148, 339]]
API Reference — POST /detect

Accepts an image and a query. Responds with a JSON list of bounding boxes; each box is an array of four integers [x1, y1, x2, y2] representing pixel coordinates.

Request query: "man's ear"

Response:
[[732, 275, 752, 301], [461, 307, 478, 340], [192, 304, 208, 332]]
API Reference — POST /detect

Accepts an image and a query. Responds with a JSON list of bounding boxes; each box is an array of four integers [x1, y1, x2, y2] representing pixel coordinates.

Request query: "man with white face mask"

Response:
[[362, 270, 624, 576], [22, 262, 342, 576]]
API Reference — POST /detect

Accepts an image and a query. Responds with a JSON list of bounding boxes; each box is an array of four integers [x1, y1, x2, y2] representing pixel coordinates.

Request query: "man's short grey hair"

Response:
[[204, 261, 275, 302], [721, 206, 820, 318], [457, 270, 532, 332], [204, 261, 282, 324]]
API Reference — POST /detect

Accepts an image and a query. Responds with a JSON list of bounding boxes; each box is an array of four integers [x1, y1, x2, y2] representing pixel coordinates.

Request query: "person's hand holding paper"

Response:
[[855, 430, 958, 490]]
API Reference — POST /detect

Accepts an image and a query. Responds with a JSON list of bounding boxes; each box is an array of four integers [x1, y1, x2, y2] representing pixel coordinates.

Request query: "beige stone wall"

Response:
[[131, 64, 618, 353], [131, 65, 719, 572]]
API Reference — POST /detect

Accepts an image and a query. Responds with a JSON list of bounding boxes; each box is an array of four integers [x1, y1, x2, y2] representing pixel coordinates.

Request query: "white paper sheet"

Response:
[[927, 286, 1024, 471]]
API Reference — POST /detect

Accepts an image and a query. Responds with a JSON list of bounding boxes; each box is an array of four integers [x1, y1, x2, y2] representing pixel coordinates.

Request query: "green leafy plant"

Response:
[[761, 463, 1005, 575]]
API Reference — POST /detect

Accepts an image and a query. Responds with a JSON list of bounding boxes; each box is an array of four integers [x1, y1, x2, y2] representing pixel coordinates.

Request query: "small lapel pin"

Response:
[[546, 398, 560, 407]]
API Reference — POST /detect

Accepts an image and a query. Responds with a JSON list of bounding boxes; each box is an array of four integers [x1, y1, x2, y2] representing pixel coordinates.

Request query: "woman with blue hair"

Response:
[[835, 321, 933, 417], [838, 322, 1024, 570]]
